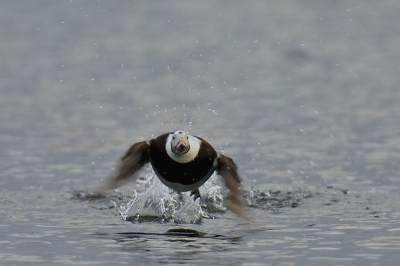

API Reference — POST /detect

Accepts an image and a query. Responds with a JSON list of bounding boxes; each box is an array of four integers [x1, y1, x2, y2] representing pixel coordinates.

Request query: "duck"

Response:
[[102, 130, 245, 217]]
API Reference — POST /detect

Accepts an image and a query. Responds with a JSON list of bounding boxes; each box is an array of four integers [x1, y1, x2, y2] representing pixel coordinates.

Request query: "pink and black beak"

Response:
[[175, 139, 187, 152]]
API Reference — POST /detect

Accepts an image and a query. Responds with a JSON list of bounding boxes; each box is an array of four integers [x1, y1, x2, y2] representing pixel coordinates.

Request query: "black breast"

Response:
[[149, 134, 217, 186]]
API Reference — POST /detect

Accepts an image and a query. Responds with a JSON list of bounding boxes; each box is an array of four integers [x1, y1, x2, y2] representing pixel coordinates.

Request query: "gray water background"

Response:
[[1, 1, 400, 265]]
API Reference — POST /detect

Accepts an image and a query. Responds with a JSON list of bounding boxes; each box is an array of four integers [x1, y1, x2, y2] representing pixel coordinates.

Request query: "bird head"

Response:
[[170, 130, 190, 155]]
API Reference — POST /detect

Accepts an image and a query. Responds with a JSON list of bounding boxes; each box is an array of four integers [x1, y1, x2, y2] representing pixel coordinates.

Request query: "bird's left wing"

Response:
[[217, 154, 248, 219]]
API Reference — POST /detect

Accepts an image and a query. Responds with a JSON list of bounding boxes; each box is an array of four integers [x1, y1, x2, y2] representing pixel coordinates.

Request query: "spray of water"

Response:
[[110, 167, 226, 223]]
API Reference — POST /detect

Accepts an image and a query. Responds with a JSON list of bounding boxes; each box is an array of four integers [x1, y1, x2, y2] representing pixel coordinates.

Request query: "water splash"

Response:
[[110, 169, 225, 224], [244, 187, 310, 210]]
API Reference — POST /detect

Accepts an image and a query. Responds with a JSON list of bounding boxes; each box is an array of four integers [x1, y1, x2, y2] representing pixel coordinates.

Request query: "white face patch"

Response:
[[165, 131, 201, 163]]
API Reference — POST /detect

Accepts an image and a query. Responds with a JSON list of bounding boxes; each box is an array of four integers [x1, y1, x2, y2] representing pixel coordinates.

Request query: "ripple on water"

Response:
[[356, 236, 400, 250], [95, 227, 243, 264], [98, 172, 318, 224], [72, 173, 353, 224]]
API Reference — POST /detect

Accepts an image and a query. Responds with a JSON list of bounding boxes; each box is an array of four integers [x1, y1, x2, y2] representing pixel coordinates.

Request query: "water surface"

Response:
[[1, 1, 400, 265]]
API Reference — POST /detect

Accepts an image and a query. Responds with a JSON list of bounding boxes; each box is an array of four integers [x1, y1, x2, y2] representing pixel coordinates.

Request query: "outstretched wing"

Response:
[[100, 141, 150, 190], [217, 154, 247, 218]]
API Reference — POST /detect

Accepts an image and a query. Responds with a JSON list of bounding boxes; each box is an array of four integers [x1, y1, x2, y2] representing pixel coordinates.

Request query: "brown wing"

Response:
[[217, 154, 248, 219], [100, 141, 150, 190]]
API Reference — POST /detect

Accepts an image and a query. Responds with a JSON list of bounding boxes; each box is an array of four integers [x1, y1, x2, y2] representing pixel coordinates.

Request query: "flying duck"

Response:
[[102, 130, 245, 217]]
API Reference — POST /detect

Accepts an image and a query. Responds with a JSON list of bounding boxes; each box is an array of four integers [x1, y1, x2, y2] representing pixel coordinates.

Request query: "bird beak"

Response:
[[175, 140, 187, 152]]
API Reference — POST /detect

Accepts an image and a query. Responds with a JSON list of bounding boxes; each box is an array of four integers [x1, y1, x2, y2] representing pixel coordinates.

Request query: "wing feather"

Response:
[[217, 154, 248, 218], [100, 141, 150, 190]]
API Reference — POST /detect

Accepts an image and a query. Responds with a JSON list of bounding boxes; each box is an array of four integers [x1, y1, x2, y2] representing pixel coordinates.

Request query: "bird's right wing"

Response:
[[99, 141, 150, 191]]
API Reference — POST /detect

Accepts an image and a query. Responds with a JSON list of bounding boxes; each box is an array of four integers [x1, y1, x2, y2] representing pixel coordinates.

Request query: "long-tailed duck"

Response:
[[102, 130, 245, 217]]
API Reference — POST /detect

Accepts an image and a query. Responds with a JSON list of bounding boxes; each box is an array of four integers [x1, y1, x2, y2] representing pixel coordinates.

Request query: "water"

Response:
[[115, 174, 226, 222], [1, 1, 400, 265]]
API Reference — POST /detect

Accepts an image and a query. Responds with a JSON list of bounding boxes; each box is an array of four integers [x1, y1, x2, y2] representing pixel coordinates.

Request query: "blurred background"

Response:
[[2, 1, 399, 193]]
